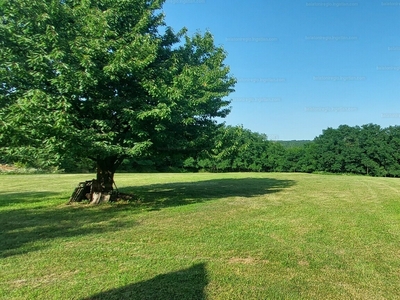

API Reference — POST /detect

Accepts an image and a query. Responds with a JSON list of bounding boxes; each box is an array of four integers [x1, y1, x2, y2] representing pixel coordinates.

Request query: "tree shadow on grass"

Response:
[[123, 177, 296, 210], [0, 177, 295, 258], [0, 192, 139, 258], [83, 263, 208, 300]]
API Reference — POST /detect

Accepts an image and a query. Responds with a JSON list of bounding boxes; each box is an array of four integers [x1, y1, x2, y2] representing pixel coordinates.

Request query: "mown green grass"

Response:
[[1, 173, 400, 299]]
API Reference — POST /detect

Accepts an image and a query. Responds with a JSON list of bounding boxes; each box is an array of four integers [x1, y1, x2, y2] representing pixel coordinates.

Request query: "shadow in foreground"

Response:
[[0, 192, 139, 258], [83, 263, 208, 300], [124, 177, 296, 209], [0, 177, 295, 257]]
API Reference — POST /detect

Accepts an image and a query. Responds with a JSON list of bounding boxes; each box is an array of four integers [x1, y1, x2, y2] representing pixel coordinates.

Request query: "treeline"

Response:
[[4, 123, 400, 177], [311, 124, 400, 177], [119, 123, 400, 177]]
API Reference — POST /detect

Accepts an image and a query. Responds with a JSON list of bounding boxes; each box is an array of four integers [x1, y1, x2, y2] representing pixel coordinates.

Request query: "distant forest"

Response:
[[278, 140, 311, 149], [141, 123, 400, 177], [4, 123, 400, 178]]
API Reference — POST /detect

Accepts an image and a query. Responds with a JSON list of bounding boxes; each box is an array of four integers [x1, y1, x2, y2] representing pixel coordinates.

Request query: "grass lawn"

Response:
[[1, 172, 400, 299]]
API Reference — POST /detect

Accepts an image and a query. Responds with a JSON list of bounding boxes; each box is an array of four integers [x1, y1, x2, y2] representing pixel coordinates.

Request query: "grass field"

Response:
[[1, 172, 400, 299]]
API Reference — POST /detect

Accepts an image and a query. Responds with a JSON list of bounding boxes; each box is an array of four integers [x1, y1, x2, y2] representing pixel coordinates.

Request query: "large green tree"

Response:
[[0, 0, 235, 200]]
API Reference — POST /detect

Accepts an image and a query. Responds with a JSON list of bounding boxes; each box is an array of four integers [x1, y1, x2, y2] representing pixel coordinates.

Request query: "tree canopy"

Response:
[[0, 0, 236, 195]]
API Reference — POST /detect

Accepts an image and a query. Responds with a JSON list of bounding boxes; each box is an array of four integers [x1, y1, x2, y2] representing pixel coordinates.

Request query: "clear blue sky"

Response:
[[162, 0, 400, 140]]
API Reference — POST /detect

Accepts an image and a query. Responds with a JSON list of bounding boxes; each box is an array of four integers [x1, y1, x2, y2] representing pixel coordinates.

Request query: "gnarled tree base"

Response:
[[68, 179, 117, 204]]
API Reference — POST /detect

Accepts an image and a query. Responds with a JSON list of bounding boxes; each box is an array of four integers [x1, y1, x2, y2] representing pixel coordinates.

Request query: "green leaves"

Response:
[[312, 124, 400, 176], [0, 0, 236, 171]]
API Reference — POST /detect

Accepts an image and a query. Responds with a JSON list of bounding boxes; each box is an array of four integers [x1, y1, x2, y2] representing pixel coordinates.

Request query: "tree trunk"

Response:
[[68, 156, 125, 204], [90, 157, 118, 204], [69, 156, 124, 204], [97, 162, 115, 193]]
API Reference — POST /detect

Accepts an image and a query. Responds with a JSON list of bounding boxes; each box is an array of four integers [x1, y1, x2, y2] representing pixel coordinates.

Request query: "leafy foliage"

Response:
[[0, 0, 235, 179], [156, 123, 400, 177]]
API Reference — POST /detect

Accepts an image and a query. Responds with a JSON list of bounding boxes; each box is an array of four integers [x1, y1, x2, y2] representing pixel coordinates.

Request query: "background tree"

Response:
[[385, 126, 400, 177], [313, 126, 348, 173], [264, 142, 287, 172], [310, 124, 400, 176], [190, 125, 271, 172], [0, 0, 236, 199]]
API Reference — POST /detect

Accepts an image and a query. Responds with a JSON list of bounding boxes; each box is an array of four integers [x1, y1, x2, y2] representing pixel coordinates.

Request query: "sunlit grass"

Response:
[[1, 173, 400, 299]]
